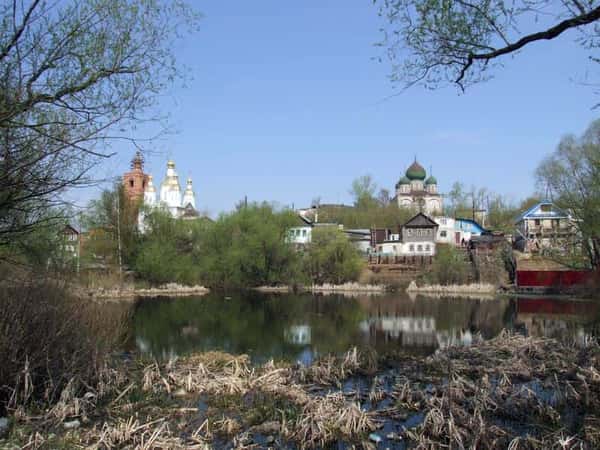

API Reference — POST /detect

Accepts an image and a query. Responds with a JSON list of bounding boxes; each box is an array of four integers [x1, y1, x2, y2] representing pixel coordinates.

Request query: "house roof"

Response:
[[515, 201, 570, 224], [455, 217, 487, 232], [402, 212, 438, 228], [292, 214, 313, 227], [62, 224, 79, 235]]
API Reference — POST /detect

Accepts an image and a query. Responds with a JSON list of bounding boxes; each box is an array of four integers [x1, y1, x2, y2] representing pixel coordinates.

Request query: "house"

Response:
[[61, 224, 80, 260], [514, 201, 576, 253], [287, 214, 315, 249], [434, 216, 487, 246], [374, 213, 438, 257], [344, 229, 372, 254]]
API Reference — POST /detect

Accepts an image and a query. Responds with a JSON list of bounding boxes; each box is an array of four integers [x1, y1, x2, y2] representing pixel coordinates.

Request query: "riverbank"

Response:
[[254, 282, 388, 295], [2, 332, 599, 449], [78, 283, 210, 301], [406, 280, 498, 296]]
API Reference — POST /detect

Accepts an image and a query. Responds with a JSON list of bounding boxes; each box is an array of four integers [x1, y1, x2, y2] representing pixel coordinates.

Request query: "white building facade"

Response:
[[144, 160, 197, 219]]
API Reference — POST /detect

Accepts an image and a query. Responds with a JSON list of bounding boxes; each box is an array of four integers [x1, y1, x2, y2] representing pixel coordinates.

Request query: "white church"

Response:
[[394, 159, 443, 215], [142, 160, 198, 220]]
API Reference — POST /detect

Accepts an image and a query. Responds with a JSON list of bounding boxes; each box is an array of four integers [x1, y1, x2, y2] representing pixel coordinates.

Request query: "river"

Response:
[[130, 291, 600, 364]]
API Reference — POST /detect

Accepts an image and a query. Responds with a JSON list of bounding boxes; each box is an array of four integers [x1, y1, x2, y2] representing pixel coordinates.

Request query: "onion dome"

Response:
[[425, 175, 437, 185], [395, 176, 411, 189], [406, 160, 426, 181]]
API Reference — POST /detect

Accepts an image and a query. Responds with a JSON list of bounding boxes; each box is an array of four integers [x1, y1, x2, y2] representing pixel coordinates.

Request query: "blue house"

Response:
[[515, 201, 575, 252], [455, 218, 487, 235]]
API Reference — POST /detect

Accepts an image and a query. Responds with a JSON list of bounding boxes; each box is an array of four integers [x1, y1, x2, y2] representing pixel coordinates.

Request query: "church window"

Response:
[[129, 179, 134, 187]]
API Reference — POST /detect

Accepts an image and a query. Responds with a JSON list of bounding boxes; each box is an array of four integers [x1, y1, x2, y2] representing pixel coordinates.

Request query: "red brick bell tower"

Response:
[[122, 151, 149, 202]]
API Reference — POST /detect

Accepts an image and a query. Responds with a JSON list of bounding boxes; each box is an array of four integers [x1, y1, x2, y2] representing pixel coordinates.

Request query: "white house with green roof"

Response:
[[394, 160, 443, 215]]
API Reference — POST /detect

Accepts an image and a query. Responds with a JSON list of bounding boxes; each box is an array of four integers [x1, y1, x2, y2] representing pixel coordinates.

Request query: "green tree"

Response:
[[82, 184, 139, 267], [536, 119, 600, 268], [306, 227, 364, 284], [425, 245, 473, 285], [0, 0, 198, 252], [375, 0, 600, 91], [134, 208, 207, 285], [199, 203, 303, 289], [350, 175, 378, 208]]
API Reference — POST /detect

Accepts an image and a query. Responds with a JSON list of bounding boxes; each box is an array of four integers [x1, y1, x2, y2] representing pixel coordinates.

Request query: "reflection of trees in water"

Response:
[[132, 292, 367, 362], [132, 292, 516, 361]]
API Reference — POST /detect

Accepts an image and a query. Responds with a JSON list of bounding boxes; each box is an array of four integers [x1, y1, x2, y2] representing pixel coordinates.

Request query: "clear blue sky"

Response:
[[89, 1, 598, 217]]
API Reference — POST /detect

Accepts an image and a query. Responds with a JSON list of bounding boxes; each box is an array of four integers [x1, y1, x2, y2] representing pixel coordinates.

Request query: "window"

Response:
[[378, 246, 383, 252], [129, 179, 134, 187], [409, 244, 414, 252], [302, 229, 307, 237], [392, 245, 397, 252], [407, 229, 412, 236], [425, 245, 430, 251], [440, 231, 447, 238], [417, 245, 423, 252], [534, 219, 540, 226]]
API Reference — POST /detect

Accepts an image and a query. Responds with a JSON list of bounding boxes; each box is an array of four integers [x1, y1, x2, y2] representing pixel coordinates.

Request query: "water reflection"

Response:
[[514, 297, 600, 346], [130, 292, 600, 363]]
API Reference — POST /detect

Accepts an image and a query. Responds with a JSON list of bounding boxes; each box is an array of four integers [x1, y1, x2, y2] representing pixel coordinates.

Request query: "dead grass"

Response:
[[3, 334, 600, 449]]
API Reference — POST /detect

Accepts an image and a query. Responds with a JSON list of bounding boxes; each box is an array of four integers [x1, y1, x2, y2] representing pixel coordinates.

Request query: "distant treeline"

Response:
[[82, 197, 364, 289]]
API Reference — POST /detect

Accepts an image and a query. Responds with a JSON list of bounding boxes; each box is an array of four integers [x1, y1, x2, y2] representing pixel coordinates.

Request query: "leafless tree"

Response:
[[0, 0, 198, 247], [375, 0, 600, 91]]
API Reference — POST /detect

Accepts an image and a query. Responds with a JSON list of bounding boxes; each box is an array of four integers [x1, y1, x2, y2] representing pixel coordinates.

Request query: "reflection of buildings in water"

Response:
[[359, 316, 474, 348], [181, 325, 199, 336], [436, 329, 473, 349], [516, 315, 589, 344], [515, 297, 600, 345], [135, 336, 177, 360], [285, 325, 312, 345], [136, 336, 150, 353], [360, 316, 437, 347]]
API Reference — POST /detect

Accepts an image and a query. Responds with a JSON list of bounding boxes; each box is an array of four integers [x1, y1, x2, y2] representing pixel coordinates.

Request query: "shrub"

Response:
[[423, 244, 473, 285], [0, 274, 128, 413], [306, 227, 364, 285]]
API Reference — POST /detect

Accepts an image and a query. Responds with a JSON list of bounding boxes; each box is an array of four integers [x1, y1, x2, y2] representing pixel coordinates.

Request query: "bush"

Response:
[[423, 245, 473, 285], [0, 274, 128, 413], [306, 227, 364, 285]]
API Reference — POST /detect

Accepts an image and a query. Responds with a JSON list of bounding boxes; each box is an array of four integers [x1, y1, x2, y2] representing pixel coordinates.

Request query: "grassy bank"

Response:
[[2, 333, 600, 449]]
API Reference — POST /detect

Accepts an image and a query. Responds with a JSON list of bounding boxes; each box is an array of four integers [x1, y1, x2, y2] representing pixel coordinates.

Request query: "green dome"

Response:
[[406, 161, 426, 181], [395, 176, 411, 189], [425, 176, 437, 185]]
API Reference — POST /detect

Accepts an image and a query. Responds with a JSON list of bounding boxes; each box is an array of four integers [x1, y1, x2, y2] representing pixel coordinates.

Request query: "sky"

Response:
[[87, 1, 599, 217]]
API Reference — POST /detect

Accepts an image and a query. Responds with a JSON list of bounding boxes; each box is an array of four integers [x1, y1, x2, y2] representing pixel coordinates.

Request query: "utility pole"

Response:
[[116, 189, 123, 279], [77, 211, 82, 276]]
